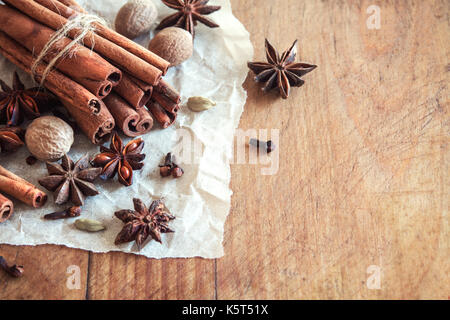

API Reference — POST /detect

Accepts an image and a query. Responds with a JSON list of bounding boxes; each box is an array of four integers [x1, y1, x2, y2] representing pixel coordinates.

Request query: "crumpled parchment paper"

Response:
[[0, 0, 253, 258]]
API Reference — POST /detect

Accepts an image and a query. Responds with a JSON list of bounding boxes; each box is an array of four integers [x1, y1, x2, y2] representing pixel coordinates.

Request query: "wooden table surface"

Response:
[[0, 0, 448, 300]]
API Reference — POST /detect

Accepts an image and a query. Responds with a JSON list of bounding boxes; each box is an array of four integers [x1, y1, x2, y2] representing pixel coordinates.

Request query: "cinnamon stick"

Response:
[[0, 31, 104, 116], [0, 5, 121, 99], [152, 91, 180, 114], [113, 73, 152, 110], [51, 0, 170, 74], [96, 80, 115, 99], [0, 193, 14, 223], [149, 83, 181, 128], [3, 0, 163, 85], [148, 100, 176, 129], [0, 165, 47, 208], [61, 100, 115, 144], [104, 93, 153, 137], [135, 107, 154, 134], [155, 80, 182, 104]]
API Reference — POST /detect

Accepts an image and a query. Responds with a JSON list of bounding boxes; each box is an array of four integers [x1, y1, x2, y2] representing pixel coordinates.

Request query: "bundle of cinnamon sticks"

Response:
[[0, 0, 181, 143]]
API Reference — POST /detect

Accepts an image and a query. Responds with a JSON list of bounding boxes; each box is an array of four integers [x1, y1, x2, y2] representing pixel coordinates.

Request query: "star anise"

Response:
[[114, 198, 175, 250], [0, 126, 24, 153], [39, 154, 102, 206], [156, 0, 221, 38], [247, 39, 317, 99], [91, 133, 145, 187], [0, 72, 56, 126]]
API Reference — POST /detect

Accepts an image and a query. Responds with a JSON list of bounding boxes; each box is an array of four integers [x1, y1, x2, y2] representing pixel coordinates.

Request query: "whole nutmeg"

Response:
[[25, 116, 74, 162], [115, 0, 158, 39], [148, 27, 193, 66]]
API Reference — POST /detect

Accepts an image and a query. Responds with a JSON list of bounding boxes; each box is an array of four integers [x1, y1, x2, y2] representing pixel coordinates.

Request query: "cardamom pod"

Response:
[[74, 219, 106, 232], [187, 96, 216, 112]]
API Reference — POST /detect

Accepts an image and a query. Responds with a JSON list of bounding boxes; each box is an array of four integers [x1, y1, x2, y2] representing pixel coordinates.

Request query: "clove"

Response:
[[0, 256, 24, 278], [171, 167, 184, 178], [249, 139, 276, 153], [44, 206, 82, 220], [159, 153, 184, 178]]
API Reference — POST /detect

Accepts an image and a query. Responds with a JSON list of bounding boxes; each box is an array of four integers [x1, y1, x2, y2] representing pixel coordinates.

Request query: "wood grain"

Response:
[[0, 0, 448, 300], [0, 244, 88, 299], [87, 254, 215, 300], [217, 0, 449, 300]]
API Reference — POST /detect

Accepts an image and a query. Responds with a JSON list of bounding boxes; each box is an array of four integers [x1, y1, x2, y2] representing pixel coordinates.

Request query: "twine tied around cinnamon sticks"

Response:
[[31, 9, 106, 86], [0, 0, 180, 141]]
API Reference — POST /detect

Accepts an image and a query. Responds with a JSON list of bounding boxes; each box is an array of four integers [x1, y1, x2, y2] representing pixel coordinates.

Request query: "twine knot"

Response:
[[31, 12, 106, 86]]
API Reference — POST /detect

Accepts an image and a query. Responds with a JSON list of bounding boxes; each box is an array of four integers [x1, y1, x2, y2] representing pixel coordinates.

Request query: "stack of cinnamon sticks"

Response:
[[0, 0, 181, 143]]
